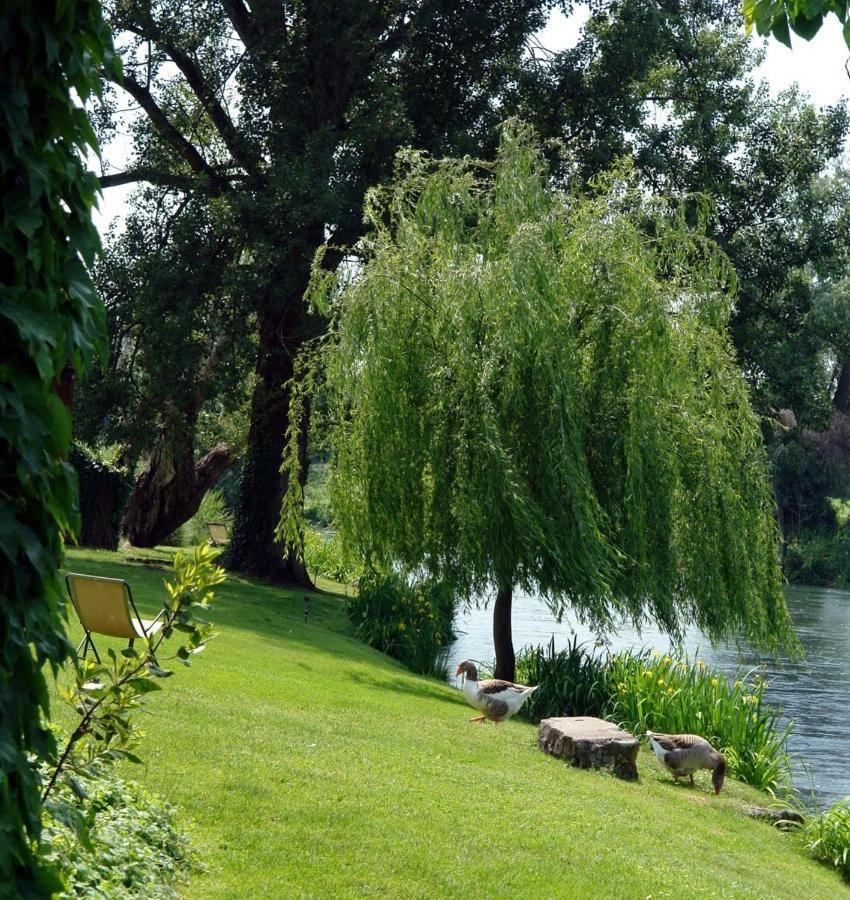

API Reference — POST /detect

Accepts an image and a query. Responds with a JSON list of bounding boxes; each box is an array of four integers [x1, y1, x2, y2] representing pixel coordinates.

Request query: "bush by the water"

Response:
[[515, 637, 610, 721], [347, 572, 456, 677], [800, 798, 850, 882], [515, 641, 792, 793], [41, 770, 195, 898]]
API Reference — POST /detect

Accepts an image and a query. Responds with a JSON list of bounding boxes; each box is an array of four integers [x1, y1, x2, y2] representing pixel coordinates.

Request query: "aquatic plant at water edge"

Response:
[[608, 651, 793, 792], [348, 572, 456, 677], [799, 797, 850, 881], [515, 637, 611, 722]]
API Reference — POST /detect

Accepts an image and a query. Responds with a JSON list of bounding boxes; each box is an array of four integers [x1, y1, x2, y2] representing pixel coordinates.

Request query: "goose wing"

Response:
[[478, 678, 532, 697]]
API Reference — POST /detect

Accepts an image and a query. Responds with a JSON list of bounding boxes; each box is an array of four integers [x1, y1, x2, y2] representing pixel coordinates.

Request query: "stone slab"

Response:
[[539, 716, 639, 780]]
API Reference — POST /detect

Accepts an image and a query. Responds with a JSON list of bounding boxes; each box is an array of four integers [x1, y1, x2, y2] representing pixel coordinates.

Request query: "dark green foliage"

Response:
[[0, 1, 116, 892], [785, 528, 850, 587], [347, 573, 456, 678], [41, 769, 196, 899], [69, 445, 132, 550]]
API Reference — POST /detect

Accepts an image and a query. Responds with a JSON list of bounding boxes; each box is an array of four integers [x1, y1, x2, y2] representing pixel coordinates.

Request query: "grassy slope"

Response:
[[58, 549, 846, 899]]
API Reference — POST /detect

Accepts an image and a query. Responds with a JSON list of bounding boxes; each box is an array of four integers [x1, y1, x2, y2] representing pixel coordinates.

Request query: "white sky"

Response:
[[94, 7, 850, 233]]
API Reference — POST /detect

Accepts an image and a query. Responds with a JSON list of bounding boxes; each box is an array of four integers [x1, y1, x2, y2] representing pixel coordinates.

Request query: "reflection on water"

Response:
[[447, 584, 850, 807]]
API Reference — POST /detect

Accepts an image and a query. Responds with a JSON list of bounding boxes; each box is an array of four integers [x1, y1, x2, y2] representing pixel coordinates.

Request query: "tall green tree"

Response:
[[77, 191, 252, 547], [96, 0, 558, 580], [284, 125, 794, 680], [0, 1, 115, 892]]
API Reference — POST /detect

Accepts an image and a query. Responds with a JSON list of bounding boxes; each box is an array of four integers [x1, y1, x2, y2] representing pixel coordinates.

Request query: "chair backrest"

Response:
[[66, 573, 136, 639], [207, 522, 230, 546]]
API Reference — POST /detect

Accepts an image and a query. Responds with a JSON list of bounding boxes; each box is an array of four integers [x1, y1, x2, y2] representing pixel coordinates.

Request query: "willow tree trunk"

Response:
[[493, 582, 515, 682], [224, 233, 321, 585], [122, 426, 234, 548]]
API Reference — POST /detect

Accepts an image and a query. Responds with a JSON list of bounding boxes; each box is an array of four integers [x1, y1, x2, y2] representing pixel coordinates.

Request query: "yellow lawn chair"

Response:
[[206, 521, 230, 547], [65, 573, 166, 663]]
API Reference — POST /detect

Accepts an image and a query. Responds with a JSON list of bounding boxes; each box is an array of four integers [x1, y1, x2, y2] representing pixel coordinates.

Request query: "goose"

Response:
[[455, 660, 538, 724], [646, 730, 726, 794]]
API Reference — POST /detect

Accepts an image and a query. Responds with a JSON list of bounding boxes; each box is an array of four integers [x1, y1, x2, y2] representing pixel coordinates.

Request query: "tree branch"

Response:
[[99, 168, 196, 191], [221, 0, 260, 53], [108, 70, 228, 195], [124, 22, 258, 175]]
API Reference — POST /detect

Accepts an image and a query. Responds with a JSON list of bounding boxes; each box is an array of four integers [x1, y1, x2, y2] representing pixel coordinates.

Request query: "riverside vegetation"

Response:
[[46, 548, 850, 896]]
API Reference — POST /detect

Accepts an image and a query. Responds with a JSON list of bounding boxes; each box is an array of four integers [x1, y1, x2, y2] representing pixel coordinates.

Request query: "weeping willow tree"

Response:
[[282, 122, 795, 681]]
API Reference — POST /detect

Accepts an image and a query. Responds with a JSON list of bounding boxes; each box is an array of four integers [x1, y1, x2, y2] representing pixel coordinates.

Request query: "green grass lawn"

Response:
[[56, 548, 847, 899]]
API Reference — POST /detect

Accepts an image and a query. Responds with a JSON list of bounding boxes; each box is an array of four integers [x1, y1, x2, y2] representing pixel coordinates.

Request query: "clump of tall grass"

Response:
[[607, 650, 793, 793], [515, 637, 611, 722], [800, 798, 850, 881]]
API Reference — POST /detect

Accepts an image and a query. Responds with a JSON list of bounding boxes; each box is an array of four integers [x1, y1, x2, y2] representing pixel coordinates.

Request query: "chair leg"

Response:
[[76, 632, 101, 663]]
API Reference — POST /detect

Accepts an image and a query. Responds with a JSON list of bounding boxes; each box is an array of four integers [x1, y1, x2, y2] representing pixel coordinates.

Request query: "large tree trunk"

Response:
[[122, 426, 234, 547], [224, 234, 321, 585], [493, 582, 515, 682]]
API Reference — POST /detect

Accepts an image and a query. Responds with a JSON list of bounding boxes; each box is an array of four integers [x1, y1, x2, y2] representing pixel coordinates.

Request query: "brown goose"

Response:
[[647, 731, 726, 794], [455, 660, 538, 723]]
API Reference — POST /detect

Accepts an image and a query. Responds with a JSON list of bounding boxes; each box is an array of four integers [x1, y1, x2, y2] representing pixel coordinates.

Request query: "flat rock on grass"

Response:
[[539, 716, 639, 780]]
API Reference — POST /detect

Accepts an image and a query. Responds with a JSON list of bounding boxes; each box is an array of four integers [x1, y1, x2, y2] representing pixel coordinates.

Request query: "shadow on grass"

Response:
[[350, 670, 464, 706]]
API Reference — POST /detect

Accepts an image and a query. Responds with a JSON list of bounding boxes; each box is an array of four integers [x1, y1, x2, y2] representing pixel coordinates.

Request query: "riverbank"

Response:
[[449, 583, 850, 808], [55, 548, 846, 897]]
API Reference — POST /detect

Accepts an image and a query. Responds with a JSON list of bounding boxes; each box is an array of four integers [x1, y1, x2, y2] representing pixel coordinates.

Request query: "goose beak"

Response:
[[454, 664, 463, 676]]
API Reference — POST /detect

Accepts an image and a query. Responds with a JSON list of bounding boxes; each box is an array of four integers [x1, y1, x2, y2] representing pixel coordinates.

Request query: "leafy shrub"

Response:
[[515, 637, 611, 722], [41, 769, 195, 899], [173, 488, 231, 548], [304, 528, 362, 584], [348, 572, 456, 677], [800, 798, 850, 882]]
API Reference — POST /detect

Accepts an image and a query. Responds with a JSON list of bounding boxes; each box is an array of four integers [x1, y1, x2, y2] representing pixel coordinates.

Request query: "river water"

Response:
[[447, 584, 850, 807]]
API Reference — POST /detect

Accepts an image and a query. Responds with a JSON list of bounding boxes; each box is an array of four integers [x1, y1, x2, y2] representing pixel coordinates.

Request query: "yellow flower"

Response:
[[663, 655, 671, 664], [696, 660, 706, 670], [711, 678, 719, 687], [657, 678, 665, 687], [666, 687, 674, 695], [618, 682, 627, 692], [398, 623, 406, 631], [651, 649, 661, 658]]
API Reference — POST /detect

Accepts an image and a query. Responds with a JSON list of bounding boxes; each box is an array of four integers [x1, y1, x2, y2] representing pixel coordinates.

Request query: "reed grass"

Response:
[[800, 798, 850, 881]]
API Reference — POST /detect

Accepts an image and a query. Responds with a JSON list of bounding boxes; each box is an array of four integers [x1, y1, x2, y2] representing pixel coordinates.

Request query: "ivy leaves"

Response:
[[1, 1, 116, 891]]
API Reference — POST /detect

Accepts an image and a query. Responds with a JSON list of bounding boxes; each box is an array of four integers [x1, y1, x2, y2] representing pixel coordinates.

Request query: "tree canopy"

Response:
[[284, 124, 795, 678]]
